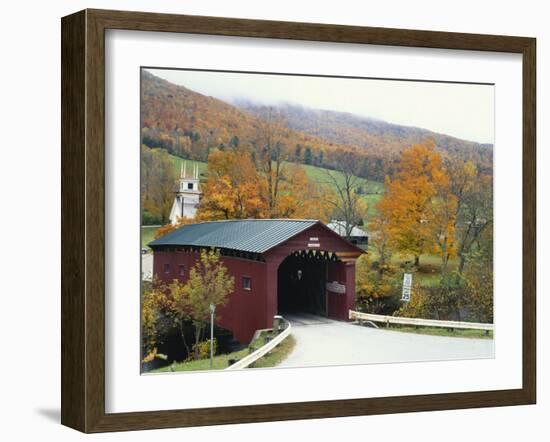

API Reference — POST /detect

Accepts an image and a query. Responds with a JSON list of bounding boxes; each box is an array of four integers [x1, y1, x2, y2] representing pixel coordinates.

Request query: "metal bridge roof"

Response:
[[148, 219, 318, 254]]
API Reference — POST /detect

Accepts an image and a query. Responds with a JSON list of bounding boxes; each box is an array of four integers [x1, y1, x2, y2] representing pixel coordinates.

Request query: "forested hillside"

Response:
[[141, 71, 492, 182], [235, 101, 493, 176]]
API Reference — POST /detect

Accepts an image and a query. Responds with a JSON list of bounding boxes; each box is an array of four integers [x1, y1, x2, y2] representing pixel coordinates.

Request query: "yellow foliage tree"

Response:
[[430, 166, 458, 273]]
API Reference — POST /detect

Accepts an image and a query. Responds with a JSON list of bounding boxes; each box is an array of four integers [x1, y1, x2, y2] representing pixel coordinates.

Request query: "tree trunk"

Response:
[[193, 323, 203, 360], [414, 255, 420, 267], [179, 319, 190, 358], [458, 254, 466, 274]]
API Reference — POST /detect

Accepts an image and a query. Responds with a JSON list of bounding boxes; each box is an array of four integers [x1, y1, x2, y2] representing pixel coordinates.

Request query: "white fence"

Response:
[[349, 310, 494, 331], [225, 319, 292, 370]]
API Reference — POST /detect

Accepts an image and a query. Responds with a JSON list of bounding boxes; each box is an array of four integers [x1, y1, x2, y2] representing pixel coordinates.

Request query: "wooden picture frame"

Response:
[[61, 8, 536, 433]]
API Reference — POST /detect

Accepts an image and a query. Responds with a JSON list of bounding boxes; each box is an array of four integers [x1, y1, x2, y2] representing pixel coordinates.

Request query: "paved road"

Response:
[[278, 313, 494, 368], [142, 253, 153, 281]]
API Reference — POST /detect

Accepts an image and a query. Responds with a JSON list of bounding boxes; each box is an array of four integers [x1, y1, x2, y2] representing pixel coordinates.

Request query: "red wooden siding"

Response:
[[153, 250, 268, 343]]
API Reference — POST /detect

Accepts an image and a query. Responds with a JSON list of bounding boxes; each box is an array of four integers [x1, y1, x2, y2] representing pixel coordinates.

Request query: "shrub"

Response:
[[192, 338, 217, 360]]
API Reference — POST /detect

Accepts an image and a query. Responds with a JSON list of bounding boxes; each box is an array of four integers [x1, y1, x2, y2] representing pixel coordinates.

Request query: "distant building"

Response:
[[327, 220, 368, 247], [149, 219, 364, 342], [169, 162, 202, 224]]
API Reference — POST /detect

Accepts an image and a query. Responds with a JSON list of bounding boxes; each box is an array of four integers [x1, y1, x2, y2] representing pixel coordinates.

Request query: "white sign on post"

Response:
[[401, 273, 413, 302]]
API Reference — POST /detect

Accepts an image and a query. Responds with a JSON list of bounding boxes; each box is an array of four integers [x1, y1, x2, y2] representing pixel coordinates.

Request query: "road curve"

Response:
[[278, 313, 494, 369]]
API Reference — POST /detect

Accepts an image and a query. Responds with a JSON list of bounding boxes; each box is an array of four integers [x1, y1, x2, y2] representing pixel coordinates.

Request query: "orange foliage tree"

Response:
[[197, 149, 267, 220], [273, 163, 334, 222], [377, 140, 450, 267]]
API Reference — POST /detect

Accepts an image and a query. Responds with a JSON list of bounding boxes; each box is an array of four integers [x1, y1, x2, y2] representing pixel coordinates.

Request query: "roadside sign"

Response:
[[326, 281, 346, 294], [401, 273, 412, 302]]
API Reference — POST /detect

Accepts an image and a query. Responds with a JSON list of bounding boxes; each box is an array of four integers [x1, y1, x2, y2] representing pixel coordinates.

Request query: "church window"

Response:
[[187, 183, 193, 190], [179, 265, 186, 277], [163, 263, 170, 274]]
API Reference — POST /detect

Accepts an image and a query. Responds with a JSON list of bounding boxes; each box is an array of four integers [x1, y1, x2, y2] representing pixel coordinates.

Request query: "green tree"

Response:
[[141, 145, 177, 224], [304, 146, 313, 165]]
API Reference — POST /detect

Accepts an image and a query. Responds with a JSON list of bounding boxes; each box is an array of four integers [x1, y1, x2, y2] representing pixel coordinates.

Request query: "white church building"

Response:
[[169, 162, 202, 224]]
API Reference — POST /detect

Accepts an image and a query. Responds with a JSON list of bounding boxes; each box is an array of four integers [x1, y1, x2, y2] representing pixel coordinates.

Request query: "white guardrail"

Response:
[[349, 310, 494, 331], [225, 319, 292, 370]]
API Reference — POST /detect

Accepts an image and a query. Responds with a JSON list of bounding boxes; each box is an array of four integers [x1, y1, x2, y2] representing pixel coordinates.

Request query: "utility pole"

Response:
[[209, 303, 216, 369]]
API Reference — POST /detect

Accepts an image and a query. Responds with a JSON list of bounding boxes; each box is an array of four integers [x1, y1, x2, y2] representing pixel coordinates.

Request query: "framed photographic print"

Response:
[[61, 9, 536, 433]]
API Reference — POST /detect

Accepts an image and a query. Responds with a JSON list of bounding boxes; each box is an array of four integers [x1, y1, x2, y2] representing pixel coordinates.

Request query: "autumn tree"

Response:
[[141, 286, 161, 362], [197, 144, 332, 222], [455, 171, 493, 274], [377, 141, 443, 266], [197, 149, 267, 220], [168, 249, 234, 360], [369, 212, 393, 272], [271, 163, 334, 222], [141, 278, 182, 363], [254, 107, 290, 216], [463, 246, 493, 323], [154, 216, 196, 239], [355, 253, 399, 314], [429, 166, 458, 274], [323, 151, 369, 238]]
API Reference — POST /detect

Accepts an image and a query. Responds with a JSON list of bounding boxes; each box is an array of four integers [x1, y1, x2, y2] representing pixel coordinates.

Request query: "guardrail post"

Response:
[[273, 315, 283, 334]]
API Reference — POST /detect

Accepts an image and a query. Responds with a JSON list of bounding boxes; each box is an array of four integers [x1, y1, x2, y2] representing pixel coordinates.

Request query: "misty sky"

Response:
[[145, 68, 494, 144]]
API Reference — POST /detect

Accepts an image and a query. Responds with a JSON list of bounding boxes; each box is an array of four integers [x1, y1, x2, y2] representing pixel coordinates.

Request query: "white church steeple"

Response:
[[169, 161, 202, 224]]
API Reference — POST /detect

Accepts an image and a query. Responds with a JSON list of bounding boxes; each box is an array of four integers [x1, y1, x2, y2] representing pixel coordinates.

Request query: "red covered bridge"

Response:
[[149, 219, 365, 343]]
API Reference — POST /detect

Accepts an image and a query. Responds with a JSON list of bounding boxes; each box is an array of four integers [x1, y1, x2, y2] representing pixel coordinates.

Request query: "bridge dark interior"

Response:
[[277, 253, 327, 316]]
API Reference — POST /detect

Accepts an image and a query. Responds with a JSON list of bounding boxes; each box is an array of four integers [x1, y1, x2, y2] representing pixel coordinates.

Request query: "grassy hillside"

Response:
[[170, 156, 208, 179], [301, 163, 383, 219], [141, 225, 158, 249]]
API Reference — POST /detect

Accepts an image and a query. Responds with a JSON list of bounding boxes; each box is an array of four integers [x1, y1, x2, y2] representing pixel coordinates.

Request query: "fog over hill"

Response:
[[232, 99, 493, 158], [141, 71, 493, 181]]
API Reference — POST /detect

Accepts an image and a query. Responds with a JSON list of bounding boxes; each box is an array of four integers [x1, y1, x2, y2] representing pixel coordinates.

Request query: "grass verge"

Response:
[[148, 330, 295, 373], [248, 334, 296, 369], [149, 346, 251, 372], [383, 324, 493, 339]]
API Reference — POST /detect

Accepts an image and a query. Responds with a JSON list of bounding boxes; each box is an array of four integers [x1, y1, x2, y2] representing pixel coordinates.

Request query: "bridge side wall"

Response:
[[327, 261, 356, 320], [152, 250, 268, 343]]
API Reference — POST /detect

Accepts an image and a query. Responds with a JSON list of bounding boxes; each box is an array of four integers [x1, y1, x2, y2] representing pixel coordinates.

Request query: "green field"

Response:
[[170, 156, 208, 179], [367, 250, 458, 288], [300, 163, 384, 219], [141, 225, 158, 249]]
